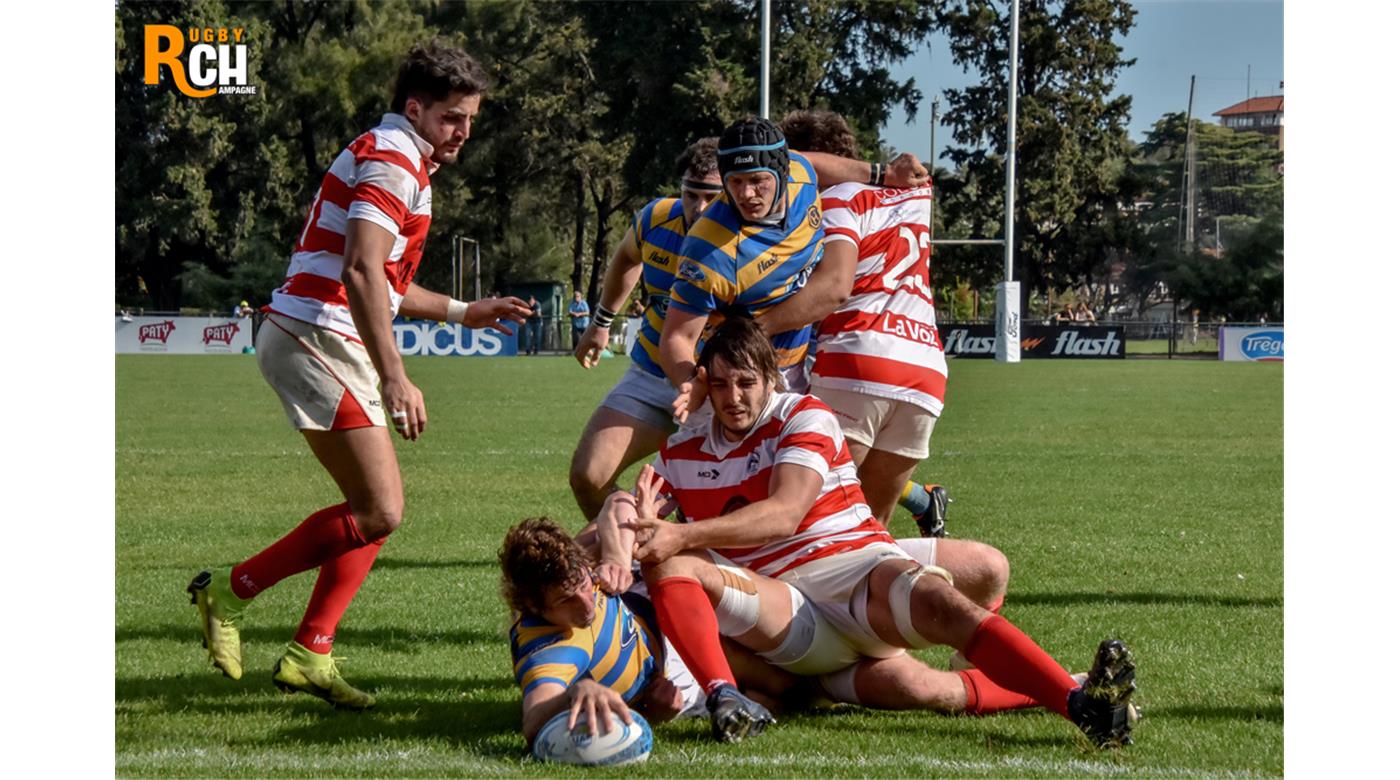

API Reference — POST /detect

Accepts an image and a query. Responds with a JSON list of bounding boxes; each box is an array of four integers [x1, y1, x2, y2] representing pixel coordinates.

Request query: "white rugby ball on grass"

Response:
[[531, 708, 652, 766]]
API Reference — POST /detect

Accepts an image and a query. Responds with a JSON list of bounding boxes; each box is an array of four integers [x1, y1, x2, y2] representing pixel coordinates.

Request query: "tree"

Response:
[[931, 0, 1139, 312]]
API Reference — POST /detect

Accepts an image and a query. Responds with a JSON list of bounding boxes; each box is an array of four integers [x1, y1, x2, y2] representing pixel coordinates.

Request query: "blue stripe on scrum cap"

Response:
[[719, 141, 787, 153]]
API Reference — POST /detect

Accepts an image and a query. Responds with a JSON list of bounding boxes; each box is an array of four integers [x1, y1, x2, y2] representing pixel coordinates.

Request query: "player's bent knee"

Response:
[[890, 564, 957, 648]]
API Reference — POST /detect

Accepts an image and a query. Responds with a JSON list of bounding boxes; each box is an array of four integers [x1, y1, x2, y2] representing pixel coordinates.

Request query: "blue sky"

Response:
[[879, 0, 1284, 164]]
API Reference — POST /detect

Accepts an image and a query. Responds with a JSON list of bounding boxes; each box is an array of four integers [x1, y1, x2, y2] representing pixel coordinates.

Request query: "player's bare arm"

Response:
[[521, 679, 634, 744], [576, 226, 644, 368], [658, 306, 710, 422], [631, 463, 823, 563], [342, 218, 425, 440], [398, 283, 530, 334], [757, 239, 858, 336], [803, 150, 929, 189]]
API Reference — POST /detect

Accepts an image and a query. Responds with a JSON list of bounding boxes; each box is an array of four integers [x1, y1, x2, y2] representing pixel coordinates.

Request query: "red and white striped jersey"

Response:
[[810, 183, 948, 415], [268, 113, 437, 341], [652, 392, 895, 578]]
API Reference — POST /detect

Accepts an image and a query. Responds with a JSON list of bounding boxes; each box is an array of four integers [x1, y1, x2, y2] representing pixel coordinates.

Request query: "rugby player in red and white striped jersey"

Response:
[[187, 42, 529, 710], [761, 110, 951, 535], [622, 317, 1138, 748]]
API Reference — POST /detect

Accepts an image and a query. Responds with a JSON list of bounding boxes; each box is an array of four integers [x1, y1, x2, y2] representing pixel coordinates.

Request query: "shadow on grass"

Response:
[[118, 671, 525, 757], [1141, 702, 1283, 724], [117, 623, 502, 649], [371, 556, 500, 571], [1009, 591, 1281, 609]]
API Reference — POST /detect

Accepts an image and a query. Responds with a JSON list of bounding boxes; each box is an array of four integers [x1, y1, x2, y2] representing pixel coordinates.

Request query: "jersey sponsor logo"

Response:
[[202, 322, 241, 345], [756, 253, 784, 274], [677, 260, 706, 284], [143, 25, 257, 98], [697, 468, 720, 481], [138, 320, 176, 344], [1240, 331, 1283, 361], [647, 250, 673, 270], [878, 312, 941, 348], [1051, 330, 1122, 357]]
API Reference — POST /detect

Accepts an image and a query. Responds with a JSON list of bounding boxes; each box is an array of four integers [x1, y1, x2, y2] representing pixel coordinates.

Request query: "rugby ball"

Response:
[[531, 708, 652, 766]]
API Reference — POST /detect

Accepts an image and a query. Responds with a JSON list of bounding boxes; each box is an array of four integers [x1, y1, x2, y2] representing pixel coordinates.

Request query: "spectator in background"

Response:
[[569, 291, 590, 349], [524, 295, 543, 355], [1054, 303, 1074, 324], [1073, 302, 1096, 324], [234, 300, 255, 318]]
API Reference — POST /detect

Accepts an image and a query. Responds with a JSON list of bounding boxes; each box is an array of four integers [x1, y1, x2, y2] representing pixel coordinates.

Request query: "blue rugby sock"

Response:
[[899, 481, 931, 516]]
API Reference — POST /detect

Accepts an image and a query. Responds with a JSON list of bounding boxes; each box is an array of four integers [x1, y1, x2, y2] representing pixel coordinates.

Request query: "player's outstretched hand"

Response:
[[567, 678, 634, 739], [382, 375, 427, 441], [670, 367, 709, 425], [575, 323, 610, 368], [464, 296, 531, 335], [886, 152, 930, 188]]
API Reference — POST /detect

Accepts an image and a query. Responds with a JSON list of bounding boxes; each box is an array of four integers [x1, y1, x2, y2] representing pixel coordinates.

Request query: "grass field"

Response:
[[116, 354, 1283, 778]]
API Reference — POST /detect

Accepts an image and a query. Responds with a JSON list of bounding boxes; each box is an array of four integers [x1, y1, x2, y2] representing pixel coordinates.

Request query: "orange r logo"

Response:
[[143, 25, 216, 99]]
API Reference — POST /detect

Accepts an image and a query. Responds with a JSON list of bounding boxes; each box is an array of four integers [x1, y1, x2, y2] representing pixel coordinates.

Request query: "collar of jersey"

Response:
[[380, 113, 439, 173], [703, 391, 782, 458]]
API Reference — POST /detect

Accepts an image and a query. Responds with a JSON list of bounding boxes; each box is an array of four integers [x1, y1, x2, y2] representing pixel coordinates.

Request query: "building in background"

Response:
[[1213, 96, 1284, 152]]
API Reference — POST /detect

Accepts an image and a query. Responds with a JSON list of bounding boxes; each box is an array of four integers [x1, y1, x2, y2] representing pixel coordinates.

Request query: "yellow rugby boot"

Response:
[[272, 642, 377, 710], [187, 568, 249, 680]]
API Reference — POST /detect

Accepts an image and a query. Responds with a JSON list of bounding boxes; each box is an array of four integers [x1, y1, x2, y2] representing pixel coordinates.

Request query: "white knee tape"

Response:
[[889, 564, 955, 649], [895, 537, 938, 567], [819, 663, 862, 705], [757, 584, 814, 665], [714, 564, 761, 637]]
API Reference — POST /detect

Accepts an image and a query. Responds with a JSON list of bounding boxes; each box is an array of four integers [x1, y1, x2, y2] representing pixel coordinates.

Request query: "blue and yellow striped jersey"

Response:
[[509, 587, 660, 702], [629, 198, 689, 379], [669, 152, 825, 369]]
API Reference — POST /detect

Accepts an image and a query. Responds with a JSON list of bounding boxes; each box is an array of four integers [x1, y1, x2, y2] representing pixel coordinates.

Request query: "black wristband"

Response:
[[869, 162, 880, 186], [592, 305, 617, 329]]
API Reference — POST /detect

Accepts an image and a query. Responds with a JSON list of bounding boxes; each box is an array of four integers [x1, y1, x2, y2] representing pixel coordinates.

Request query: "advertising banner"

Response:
[[116, 316, 253, 354], [940, 324, 1126, 359], [393, 318, 518, 357], [1219, 327, 1283, 362]]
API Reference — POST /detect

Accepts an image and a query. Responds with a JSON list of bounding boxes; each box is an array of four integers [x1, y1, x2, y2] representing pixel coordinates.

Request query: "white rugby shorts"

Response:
[[812, 385, 937, 459], [256, 312, 386, 431], [777, 542, 919, 663]]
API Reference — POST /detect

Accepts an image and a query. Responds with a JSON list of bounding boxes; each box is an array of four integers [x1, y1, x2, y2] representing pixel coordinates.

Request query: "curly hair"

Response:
[[391, 39, 491, 113], [498, 517, 590, 617], [778, 109, 860, 160], [674, 137, 720, 180]]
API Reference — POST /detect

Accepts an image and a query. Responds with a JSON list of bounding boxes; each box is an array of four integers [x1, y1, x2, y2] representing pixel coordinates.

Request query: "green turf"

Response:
[[116, 354, 1282, 777]]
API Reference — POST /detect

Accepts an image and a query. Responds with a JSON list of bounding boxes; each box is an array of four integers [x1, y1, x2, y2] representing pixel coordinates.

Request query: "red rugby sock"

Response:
[[958, 669, 1039, 714], [294, 537, 386, 654], [230, 502, 368, 600], [650, 577, 735, 694], [961, 615, 1077, 718]]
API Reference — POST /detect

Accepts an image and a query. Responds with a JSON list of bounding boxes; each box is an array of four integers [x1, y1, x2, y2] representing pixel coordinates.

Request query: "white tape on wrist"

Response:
[[446, 298, 470, 324]]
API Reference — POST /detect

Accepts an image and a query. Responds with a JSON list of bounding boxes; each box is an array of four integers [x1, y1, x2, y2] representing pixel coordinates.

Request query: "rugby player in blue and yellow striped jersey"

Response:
[[501, 513, 702, 745], [660, 117, 825, 406]]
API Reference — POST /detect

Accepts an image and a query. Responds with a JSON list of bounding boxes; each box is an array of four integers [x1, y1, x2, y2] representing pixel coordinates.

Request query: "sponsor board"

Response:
[[117, 316, 254, 354], [940, 324, 1125, 359], [394, 318, 518, 357], [1220, 327, 1283, 362]]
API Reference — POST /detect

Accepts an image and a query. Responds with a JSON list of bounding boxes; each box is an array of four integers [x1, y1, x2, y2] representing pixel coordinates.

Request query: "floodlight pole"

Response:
[[759, 0, 771, 118], [995, 0, 1021, 363]]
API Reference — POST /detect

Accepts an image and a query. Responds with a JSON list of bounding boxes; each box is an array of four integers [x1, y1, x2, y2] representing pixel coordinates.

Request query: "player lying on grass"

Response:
[[498, 511, 798, 745], [568, 136, 935, 522], [500, 506, 1035, 747], [619, 317, 1138, 748]]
